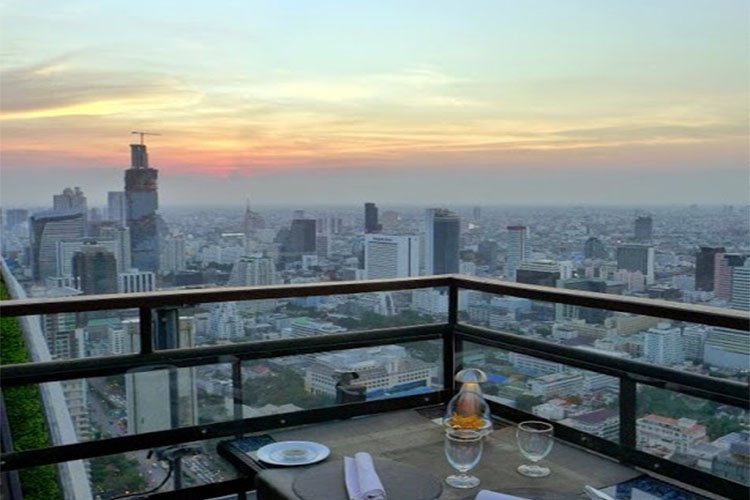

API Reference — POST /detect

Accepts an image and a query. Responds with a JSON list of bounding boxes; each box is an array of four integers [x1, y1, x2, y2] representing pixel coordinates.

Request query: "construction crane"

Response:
[[131, 131, 161, 145]]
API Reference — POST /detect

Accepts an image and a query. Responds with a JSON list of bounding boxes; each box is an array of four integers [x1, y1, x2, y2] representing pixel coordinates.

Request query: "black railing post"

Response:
[[139, 307, 154, 354], [232, 359, 243, 437], [619, 378, 637, 449], [444, 280, 460, 396]]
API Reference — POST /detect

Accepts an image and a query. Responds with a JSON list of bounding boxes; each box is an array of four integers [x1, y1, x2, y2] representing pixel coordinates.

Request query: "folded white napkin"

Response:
[[344, 452, 386, 500], [475, 490, 531, 500]]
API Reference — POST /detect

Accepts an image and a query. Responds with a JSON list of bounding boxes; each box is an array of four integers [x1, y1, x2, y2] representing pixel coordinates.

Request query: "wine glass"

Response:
[[516, 421, 554, 477], [444, 428, 483, 489]]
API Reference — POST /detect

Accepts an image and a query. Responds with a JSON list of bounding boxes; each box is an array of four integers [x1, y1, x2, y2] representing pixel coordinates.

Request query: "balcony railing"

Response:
[[1, 274, 748, 499]]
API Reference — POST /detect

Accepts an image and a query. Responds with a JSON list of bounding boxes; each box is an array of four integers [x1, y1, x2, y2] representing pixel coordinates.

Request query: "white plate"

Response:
[[256, 441, 330, 466]]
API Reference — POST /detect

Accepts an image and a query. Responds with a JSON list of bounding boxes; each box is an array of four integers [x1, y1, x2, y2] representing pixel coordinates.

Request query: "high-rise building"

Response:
[[99, 224, 131, 273], [643, 323, 684, 366], [56, 238, 120, 277], [556, 278, 623, 324], [730, 261, 750, 311], [4, 208, 29, 229], [584, 237, 608, 260], [125, 142, 161, 273], [282, 219, 316, 258], [634, 215, 653, 242], [118, 270, 156, 293], [364, 202, 382, 234], [107, 191, 127, 224], [703, 327, 750, 370], [506, 225, 529, 280], [53, 187, 87, 213], [477, 240, 499, 270], [30, 210, 86, 282], [229, 254, 277, 286], [714, 253, 749, 300], [695, 246, 725, 292], [72, 242, 118, 295], [516, 260, 561, 287], [424, 208, 460, 275], [616, 244, 655, 284], [243, 199, 266, 240], [365, 234, 420, 280], [161, 234, 187, 274]]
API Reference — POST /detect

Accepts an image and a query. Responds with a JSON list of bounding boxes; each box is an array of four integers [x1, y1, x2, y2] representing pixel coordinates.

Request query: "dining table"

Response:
[[240, 406, 643, 500]]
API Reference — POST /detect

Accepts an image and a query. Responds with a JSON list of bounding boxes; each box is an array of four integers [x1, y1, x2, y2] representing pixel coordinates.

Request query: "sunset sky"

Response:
[[1, 0, 748, 206]]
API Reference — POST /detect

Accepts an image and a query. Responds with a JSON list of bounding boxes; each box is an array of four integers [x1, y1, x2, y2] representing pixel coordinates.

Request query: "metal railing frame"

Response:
[[0, 275, 748, 499]]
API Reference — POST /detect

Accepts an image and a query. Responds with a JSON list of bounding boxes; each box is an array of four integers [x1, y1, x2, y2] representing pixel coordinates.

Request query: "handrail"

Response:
[[0, 275, 453, 316], [452, 275, 750, 331], [2, 275, 746, 331]]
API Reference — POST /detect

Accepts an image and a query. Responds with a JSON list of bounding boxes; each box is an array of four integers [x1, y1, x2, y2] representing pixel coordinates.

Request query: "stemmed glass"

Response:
[[516, 421, 554, 477], [444, 428, 483, 489]]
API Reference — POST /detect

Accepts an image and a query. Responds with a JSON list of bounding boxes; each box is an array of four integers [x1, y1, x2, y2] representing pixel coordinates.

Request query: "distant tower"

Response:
[[425, 209, 460, 275], [695, 246, 725, 292], [364, 202, 382, 234], [730, 261, 750, 311], [30, 210, 86, 282], [365, 234, 420, 280], [107, 191, 127, 224], [125, 141, 160, 272], [53, 187, 87, 213], [584, 237, 608, 260], [72, 242, 118, 295], [506, 225, 530, 280], [473, 206, 481, 222], [616, 244, 655, 284], [282, 218, 316, 259], [634, 216, 653, 242]]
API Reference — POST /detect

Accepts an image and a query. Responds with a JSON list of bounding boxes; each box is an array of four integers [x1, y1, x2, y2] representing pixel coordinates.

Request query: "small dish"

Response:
[[256, 441, 330, 466]]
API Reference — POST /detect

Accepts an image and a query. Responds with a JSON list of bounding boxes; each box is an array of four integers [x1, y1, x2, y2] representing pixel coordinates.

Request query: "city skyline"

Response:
[[1, 1, 749, 205]]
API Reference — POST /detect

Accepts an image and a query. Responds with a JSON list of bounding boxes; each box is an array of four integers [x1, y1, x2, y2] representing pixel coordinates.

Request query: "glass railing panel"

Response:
[[152, 287, 447, 350], [240, 339, 444, 413], [636, 384, 749, 486], [458, 290, 749, 384], [461, 341, 620, 443]]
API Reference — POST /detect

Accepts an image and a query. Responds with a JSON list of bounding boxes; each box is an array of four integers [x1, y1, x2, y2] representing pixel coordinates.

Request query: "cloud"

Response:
[[0, 57, 201, 119]]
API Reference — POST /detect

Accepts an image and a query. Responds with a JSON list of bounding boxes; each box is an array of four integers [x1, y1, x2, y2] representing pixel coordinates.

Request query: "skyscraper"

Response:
[[364, 202, 382, 234], [282, 219, 316, 259], [695, 246, 725, 291], [107, 191, 127, 224], [53, 187, 87, 213], [161, 234, 186, 274], [714, 253, 748, 300], [506, 225, 530, 280], [616, 244, 655, 284], [30, 210, 86, 282], [125, 142, 160, 272], [730, 261, 750, 311], [516, 260, 561, 287], [365, 234, 420, 280], [634, 215, 653, 242], [584, 237, 608, 260], [424, 209, 460, 275], [229, 254, 277, 286], [72, 242, 118, 295]]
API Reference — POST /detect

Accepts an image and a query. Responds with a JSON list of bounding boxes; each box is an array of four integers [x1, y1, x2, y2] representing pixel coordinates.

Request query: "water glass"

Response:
[[444, 428, 483, 488], [516, 421, 554, 477]]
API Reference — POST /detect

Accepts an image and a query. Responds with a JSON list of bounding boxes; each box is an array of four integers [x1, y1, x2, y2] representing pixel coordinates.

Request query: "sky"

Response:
[[1, 0, 748, 206]]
